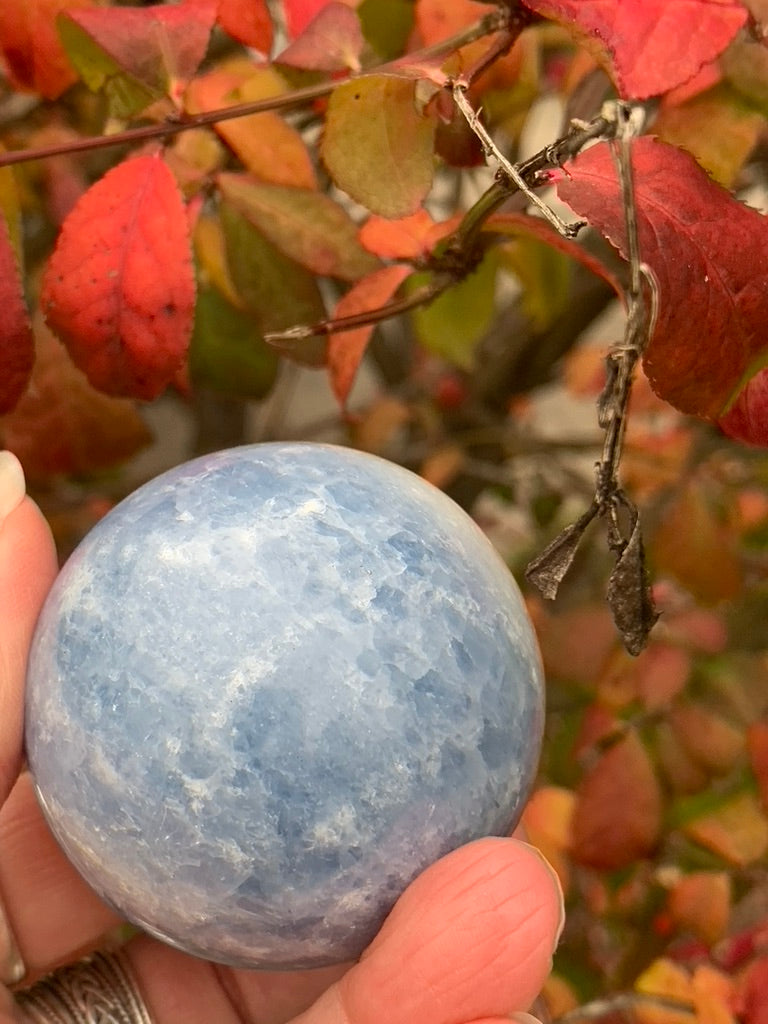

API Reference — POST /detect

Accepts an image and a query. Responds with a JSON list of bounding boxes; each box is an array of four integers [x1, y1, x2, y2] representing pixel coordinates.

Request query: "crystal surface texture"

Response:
[[26, 443, 544, 969]]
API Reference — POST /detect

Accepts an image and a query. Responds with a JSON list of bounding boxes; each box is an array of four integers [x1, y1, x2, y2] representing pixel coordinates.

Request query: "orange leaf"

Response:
[[328, 265, 410, 406], [521, 786, 575, 893], [683, 792, 768, 867], [668, 872, 731, 947], [670, 704, 745, 775], [186, 66, 317, 190], [691, 965, 737, 1024], [0, 213, 34, 414], [530, 602, 616, 684], [652, 480, 743, 604], [596, 642, 691, 712], [0, 319, 151, 482], [571, 731, 662, 870], [359, 210, 461, 261], [0, 0, 94, 99], [747, 722, 768, 813], [351, 396, 411, 454], [42, 154, 195, 401], [217, 0, 273, 50], [656, 721, 709, 795]]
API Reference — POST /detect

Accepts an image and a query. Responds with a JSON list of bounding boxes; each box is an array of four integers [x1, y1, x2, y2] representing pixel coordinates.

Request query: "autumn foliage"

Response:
[[2, 0, 768, 1019]]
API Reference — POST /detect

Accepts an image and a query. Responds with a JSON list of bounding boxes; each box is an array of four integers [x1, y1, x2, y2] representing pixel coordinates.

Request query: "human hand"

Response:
[[0, 451, 563, 1024]]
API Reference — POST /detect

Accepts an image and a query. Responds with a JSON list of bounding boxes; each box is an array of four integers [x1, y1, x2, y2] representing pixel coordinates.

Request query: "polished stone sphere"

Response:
[[25, 443, 544, 969]]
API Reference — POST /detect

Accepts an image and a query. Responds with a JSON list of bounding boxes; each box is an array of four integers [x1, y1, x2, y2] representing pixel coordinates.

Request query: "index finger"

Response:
[[0, 452, 58, 806]]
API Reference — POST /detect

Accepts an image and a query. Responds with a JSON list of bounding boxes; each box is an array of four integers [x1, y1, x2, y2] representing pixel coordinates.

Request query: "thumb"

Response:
[[0, 452, 58, 805], [295, 837, 563, 1024]]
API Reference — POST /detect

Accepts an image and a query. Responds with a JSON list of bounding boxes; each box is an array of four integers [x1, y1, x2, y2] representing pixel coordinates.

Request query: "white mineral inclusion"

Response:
[[25, 443, 545, 970]]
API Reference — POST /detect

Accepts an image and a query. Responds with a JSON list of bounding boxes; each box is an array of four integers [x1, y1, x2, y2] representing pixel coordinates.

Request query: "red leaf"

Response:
[[62, 1, 217, 104], [277, 2, 364, 72], [737, 955, 768, 1024], [217, 0, 272, 51], [522, 0, 747, 99], [0, 319, 151, 482], [0, 0, 94, 99], [41, 154, 195, 401], [283, 0, 357, 39], [571, 732, 662, 870], [328, 265, 410, 406], [557, 137, 768, 420], [719, 368, 768, 446], [0, 215, 34, 414]]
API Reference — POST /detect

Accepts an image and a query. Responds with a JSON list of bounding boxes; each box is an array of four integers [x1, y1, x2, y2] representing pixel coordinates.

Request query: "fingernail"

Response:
[[518, 841, 566, 945], [511, 1014, 544, 1024], [0, 897, 25, 986], [0, 451, 25, 526]]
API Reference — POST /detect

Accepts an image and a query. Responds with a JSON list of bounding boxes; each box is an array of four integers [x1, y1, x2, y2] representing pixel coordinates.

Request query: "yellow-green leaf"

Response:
[[322, 76, 435, 218]]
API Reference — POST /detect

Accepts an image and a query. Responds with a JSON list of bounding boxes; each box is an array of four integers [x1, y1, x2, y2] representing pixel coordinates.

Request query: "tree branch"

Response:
[[267, 108, 618, 348], [0, 11, 508, 169]]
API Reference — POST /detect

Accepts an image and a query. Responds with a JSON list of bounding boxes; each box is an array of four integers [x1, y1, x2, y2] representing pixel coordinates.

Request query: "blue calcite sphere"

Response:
[[26, 443, 544, 970]]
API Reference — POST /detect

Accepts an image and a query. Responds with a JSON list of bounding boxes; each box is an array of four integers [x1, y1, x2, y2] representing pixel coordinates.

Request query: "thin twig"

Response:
[[265, 281, 444, 344], [448, 113, 612, 258], [452, 82, 586, 238]]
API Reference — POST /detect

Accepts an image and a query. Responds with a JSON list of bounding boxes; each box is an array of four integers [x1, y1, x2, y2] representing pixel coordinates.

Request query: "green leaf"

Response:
[[358, 0, 414, 60], [410, 251, 498, 369], [189, 287, 278, 399], [500, 236, 572, 331], [322, 76, 435, 218], [218, 174, 379, 282], [220, 202, 327, 367]]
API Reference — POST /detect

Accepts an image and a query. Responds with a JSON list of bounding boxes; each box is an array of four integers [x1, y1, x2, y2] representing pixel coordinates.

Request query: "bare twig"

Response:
[[265, 281, 444, 345], [451, 82, 586, 238], [526, 101, 660, 654]]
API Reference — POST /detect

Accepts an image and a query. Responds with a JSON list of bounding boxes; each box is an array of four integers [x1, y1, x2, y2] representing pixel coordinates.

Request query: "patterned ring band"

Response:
[[16, 950, 153, 1024]]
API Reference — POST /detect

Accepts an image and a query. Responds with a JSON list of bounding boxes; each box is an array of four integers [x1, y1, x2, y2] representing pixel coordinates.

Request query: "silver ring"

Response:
[[16, 950, 152, 1024]]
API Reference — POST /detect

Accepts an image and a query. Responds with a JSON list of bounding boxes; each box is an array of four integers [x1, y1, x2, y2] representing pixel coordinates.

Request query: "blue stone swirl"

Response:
[[26, 443, 544, 969]]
